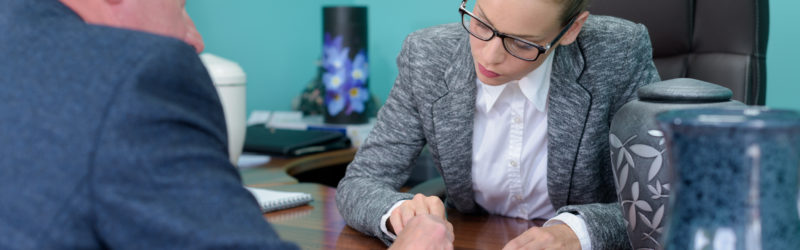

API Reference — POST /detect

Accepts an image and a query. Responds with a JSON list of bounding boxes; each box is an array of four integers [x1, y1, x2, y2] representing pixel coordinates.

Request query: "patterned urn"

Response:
[[608, 78, 742, 249], [656, 107, 800, 250]]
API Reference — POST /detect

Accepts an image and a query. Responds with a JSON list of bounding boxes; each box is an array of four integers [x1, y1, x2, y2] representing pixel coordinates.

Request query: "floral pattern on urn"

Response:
[[322, 6, 369, 124], [609, 78, 741, 249]]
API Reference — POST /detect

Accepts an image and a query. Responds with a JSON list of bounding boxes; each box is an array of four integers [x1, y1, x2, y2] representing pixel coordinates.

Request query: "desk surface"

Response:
[[264, 183, 543, 250], [240, 148, 357, 188]]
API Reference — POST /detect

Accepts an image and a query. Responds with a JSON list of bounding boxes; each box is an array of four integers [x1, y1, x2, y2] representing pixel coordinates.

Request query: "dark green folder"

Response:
[[243, 125, 351, 157]]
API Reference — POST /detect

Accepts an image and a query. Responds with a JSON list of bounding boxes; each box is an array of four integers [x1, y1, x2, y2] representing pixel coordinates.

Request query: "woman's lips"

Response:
[[478, 63, 500, 78]]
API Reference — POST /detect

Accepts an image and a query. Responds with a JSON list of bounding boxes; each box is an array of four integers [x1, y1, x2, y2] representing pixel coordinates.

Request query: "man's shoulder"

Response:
[[81, 24, 200, 67], [51, 24, 208, 95]]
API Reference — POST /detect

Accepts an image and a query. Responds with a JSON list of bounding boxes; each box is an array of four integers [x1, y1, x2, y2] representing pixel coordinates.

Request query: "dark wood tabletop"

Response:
[[262, 183, 544, 250], [239, 148, 357, 188]]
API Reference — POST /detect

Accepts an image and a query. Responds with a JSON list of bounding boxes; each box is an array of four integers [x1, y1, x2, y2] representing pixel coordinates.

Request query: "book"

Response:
[[246, 110, 375, 147], [271, 117, 375, 148], [243, 125, 351, 156], [245, 187, 313, 213]]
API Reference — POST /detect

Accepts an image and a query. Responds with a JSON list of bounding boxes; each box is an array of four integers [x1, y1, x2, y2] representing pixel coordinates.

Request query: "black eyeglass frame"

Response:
[[458, 0, 578, 61]]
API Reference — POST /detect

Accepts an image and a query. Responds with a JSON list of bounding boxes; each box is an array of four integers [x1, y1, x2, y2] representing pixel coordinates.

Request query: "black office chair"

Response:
[[590, 0, 769, 105], [410, 0, 770, 197]]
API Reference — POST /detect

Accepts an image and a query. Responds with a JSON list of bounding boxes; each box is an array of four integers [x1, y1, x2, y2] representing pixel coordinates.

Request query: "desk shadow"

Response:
[[291, 163, 348, 188]]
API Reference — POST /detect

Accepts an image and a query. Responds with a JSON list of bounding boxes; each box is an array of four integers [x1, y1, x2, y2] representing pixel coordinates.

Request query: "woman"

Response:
[[336, 0, 659, 249]]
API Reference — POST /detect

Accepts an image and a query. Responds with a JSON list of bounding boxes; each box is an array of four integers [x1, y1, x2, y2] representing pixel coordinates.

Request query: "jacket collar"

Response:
[[475, 52, 554, 113]]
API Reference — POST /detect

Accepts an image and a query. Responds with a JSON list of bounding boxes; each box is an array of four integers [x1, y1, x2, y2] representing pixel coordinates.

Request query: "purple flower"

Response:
[[346, 86, 369, 114], [322, 33, 350, 72], [350, 50, 368, 87], [326, 89, 347, 116], [323, 66, 348, 92], [321, 33, 370, 116]]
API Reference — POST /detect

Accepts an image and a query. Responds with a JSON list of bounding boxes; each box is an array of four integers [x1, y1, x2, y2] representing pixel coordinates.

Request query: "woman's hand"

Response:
[[501, 224, 580, 250], [389, 194, 449, 235]]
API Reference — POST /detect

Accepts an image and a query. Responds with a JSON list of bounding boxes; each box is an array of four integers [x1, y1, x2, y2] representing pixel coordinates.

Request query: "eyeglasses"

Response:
[[458, 0, 577, 61]]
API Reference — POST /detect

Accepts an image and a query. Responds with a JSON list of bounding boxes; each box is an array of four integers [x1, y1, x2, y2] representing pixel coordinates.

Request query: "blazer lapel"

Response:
[[546, 44, 592, 208], [431, 36, 479, 212]]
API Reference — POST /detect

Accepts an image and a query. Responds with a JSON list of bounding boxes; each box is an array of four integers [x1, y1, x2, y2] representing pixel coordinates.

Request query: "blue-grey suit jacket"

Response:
[[336, 16, 660, 249], [0, 0, 296, 249]]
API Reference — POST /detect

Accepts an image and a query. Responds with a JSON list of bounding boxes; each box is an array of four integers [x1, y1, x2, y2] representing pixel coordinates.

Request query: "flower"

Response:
[[346, 86, 369, 114], [326, 89, 347, 116], [350, 50, 368, 86], [323, 34, 349, 72], [322, 33, 369, 117], [323, 66, 347, 91]]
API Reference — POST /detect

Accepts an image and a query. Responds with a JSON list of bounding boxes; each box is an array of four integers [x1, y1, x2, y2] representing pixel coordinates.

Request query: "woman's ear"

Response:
[[558, 11, 590, 46]]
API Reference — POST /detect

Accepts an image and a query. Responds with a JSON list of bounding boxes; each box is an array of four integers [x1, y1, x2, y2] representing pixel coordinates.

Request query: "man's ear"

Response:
[[558, 11, 590, 46]]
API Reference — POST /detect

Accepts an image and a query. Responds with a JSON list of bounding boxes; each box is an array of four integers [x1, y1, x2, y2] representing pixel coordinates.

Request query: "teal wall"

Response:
[[766, 0, 799, 110], [188, 1, 799, 114], [187, 0, 453, 115]]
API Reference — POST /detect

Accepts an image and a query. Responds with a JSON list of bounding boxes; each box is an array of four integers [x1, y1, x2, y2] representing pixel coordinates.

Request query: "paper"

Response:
[[247, 110, 272, 126], [245, 187, 313, 213], [237, 153, 271, 168]]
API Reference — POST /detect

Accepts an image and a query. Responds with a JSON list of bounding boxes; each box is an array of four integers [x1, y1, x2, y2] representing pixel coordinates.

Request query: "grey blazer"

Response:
[[336, 15, 660, 249]]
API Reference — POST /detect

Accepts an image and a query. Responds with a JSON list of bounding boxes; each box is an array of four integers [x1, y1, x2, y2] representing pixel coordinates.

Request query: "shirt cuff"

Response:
[[544, 212, 592, 250], [379, 200, 407, 240]]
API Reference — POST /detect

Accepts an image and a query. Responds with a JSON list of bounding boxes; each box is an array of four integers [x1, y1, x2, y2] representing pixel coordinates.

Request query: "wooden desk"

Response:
[[240, 148, 357, 188], [264, 183, 544, 250]]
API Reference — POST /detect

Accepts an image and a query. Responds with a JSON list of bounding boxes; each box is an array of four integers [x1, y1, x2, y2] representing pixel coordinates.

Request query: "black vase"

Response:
[[608, 78, 742, 249], [321, 6, 369, 124]]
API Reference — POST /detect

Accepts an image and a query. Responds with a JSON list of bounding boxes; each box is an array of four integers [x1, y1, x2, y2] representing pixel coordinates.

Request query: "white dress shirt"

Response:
[[381, 54, 592, 250], [471, 55, 554, 220]]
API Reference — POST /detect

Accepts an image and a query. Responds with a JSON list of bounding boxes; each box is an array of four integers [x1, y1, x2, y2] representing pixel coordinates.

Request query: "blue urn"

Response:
[[656, 107, 800, 250]]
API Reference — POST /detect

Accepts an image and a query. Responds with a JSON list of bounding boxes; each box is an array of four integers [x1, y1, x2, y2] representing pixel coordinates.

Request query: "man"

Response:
[[0, 0, 452, 249]]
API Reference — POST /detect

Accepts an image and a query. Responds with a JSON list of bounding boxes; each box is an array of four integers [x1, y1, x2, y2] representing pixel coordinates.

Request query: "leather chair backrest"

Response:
[[588, 0, 769, 104]]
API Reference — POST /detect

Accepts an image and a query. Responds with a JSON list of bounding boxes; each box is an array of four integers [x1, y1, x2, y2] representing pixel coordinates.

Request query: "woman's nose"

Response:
[[481, 37, 506, 65]]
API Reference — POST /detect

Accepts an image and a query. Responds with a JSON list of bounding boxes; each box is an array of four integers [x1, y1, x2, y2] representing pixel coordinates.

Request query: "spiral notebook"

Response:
[[245, 187, 313, 213]]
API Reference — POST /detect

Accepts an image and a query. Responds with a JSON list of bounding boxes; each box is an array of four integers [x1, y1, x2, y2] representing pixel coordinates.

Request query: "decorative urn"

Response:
[[608, 78, 742, 249], [656, 107, 800, 250]]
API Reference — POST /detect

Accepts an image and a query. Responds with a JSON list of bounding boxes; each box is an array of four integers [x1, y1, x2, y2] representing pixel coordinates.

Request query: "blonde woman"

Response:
[[337, 0, 659, 249]]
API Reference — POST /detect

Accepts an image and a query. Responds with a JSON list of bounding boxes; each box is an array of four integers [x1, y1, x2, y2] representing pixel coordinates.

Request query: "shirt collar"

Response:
[[476, 52, 554, 112]]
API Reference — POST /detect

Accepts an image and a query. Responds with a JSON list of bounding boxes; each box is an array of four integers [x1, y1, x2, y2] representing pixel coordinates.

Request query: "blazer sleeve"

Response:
[[558, 23, 659, 250], [89, 43, 298, 249], [336, 34, 429, 245]]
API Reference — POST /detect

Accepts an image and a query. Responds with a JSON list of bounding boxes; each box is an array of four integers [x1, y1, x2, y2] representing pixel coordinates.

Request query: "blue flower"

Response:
[[346, 86, 369, 114], [321, 33, 370, 116], [323, 66, 348, 92], [350, 50, 368, 86], [326, 89, 347, 116], [322, 33, 350, 72]]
